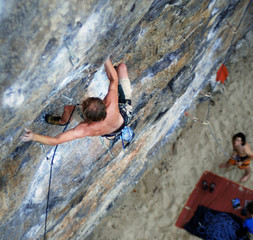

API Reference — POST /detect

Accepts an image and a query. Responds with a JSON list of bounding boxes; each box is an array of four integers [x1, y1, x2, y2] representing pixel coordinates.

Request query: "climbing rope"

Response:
[[100, 136, 114, 158], [207, 124, 231, 159], [43, 105, 77, 240], [197, 212, 240, 240], [185, 0, 251, 160]]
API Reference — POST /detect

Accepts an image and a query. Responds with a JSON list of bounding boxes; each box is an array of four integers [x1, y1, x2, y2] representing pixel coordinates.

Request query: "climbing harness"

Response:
[[100, 99, 135, 156], [185, 0, 251, 160], [100, 125, 135, 158], [43, 105, 77, 240]]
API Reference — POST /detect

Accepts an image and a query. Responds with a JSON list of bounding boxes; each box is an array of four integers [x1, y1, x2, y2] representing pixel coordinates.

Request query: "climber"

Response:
[[21, 58, 132, 145], [219, 133, 253, 183]]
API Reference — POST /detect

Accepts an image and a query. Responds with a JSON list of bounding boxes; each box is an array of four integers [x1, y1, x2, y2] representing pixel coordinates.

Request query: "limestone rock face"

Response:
[[0, 0, 252, 239]]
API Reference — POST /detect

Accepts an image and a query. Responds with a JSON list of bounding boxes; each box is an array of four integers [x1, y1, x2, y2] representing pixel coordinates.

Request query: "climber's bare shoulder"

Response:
[[73, 117, 121, 138], [73, 122, 106, 137]]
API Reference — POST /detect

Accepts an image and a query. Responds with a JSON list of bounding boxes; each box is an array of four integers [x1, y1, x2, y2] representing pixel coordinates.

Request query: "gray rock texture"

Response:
[[0, 0, 252, 239]]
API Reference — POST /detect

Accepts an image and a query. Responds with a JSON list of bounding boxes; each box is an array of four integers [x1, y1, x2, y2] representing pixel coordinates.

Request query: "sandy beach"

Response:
[[90, 31, 253, 240]]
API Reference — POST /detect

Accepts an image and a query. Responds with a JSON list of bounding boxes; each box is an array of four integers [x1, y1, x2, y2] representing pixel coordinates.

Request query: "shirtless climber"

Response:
[[219, 133, 253, 183], [21, 58, 132, 145]]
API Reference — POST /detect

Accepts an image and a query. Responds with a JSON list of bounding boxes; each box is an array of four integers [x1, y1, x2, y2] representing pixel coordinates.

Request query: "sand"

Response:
[[90, 32, 253, 240]]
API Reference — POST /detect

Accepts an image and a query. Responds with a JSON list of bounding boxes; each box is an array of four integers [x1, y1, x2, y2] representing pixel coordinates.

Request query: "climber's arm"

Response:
[[103, 58, 119, 106], [104, 58, 118, 93], [21, 126, 87, 146], [244, 143, 253, 160]]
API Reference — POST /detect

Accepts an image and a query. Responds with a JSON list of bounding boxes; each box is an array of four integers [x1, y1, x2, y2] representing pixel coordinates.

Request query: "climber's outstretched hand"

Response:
[[20, 128, 34, 142]]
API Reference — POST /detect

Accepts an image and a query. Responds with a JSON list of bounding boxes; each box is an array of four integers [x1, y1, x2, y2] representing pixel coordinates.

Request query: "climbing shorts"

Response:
[[119, 101, 132, 126], [118, 77, 132, 125], [227, 158, 250, 169]]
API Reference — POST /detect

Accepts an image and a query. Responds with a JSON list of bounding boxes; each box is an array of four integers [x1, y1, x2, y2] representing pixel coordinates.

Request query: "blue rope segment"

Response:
[[43, 105, 77, 240], [197, 212, 240, 240], [207, 124, 231, 159]]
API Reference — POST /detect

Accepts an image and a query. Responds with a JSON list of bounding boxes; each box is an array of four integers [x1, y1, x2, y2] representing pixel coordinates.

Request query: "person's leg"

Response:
[[219, 162, 229, 168], [240, 167, 250, 183], [116, 63, 132, 101], [45, 105, 75, 125], [116, 63, 132, 127], [59, 105, 75, 124], [219, 158, 235, 168]]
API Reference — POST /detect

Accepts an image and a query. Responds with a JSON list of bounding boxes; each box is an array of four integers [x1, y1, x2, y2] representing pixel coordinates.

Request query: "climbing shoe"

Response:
[[45, 114, 66, 126]]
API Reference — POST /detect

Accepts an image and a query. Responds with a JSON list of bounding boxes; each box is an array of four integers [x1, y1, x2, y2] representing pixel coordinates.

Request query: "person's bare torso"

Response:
[[75, 91, 124, 137], [234, 143, 249, 157]]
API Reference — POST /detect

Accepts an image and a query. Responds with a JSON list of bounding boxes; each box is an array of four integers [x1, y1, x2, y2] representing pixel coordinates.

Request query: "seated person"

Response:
[[219, 133, 253, 183], [243, 201, 253, 239]]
